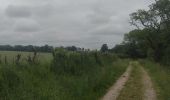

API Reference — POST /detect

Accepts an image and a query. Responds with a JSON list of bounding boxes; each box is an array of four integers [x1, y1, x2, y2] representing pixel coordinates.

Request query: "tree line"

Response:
[[0, 45, 53, 52], [111, 0, 170, 65], [0, 45, 93, 53]]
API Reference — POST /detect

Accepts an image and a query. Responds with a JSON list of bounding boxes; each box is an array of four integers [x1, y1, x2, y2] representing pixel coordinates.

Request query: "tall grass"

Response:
[[50, 48, 129, 100], [51, 48, 115, 75], [140, 60, 170, 100], [0, 64, 60, 100], [53, 59, 129, 100], [0, 50, 129, 100]]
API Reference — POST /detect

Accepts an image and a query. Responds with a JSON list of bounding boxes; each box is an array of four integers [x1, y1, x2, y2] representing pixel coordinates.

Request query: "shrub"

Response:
[[51, 49, 117, 75]]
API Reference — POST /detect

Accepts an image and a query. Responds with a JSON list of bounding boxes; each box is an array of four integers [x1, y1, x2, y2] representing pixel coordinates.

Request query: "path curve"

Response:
[[101, 63, 132, 100], [141, 67, 157, 100]]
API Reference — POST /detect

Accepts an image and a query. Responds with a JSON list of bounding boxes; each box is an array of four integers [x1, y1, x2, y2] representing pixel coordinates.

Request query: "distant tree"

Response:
[[100, 44, 108, 52], [111, 44, 126, 54], [66, 46, 77, 51], [0, 45, 53, 53]]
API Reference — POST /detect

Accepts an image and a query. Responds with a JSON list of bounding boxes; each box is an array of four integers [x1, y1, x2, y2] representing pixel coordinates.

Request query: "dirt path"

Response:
[[141, 67, 157, 100], [101, 63, 132, 100], [116, 62, 143, 100], [101, 62, 157, 100]]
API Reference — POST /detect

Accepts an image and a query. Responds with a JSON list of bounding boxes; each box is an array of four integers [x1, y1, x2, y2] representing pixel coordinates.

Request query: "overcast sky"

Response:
[[0, 0, 154, 49]]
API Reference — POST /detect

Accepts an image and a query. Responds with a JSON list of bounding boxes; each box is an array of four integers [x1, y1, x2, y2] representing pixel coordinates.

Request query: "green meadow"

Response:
[[0, 50, 128, 100], [0, 51, 52, 64]]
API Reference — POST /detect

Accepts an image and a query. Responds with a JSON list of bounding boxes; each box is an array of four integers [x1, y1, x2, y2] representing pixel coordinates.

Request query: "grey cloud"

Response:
[[14, 19, 40, 32], [87, 13, 111, 25], [5, 5, 32, 18], [0, 0, 155, 49], [0, 11, 15, 32]]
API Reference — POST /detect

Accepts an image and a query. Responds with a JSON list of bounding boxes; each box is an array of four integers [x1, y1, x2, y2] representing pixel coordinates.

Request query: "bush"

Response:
[[51, 49, 109, 75]]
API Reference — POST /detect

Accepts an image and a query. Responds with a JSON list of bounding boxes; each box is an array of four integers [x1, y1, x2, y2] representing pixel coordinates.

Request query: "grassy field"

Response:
[[117, 62, 143, 100], [0, 51, 52, 64], [140, 60, 170, 100], [0, 50, 129, 100]]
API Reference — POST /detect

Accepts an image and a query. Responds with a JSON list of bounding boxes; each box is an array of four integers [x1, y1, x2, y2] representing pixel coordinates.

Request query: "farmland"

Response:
[[0, 51, 52, 64], [0, 50, 128, 100]]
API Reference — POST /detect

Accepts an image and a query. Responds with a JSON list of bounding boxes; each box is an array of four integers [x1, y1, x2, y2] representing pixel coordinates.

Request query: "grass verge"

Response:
[[140, 60, 170, 100]]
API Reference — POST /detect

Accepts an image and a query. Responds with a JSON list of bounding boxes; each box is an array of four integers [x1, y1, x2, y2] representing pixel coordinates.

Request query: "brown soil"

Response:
[[141, 67, 157, 100], [101, 64, 132, 100]]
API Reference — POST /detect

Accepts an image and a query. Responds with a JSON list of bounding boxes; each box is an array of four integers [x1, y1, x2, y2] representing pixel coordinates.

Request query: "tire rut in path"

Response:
[[101, 64, 132, 100], [141, 67, 157, 100]]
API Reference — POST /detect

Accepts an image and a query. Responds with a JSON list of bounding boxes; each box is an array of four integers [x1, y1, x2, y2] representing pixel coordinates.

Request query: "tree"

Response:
[[129, 0, 170, 62], [100, 44, 108, 53], [66, 46, 77, 51], [114, 30, 148, 58]]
